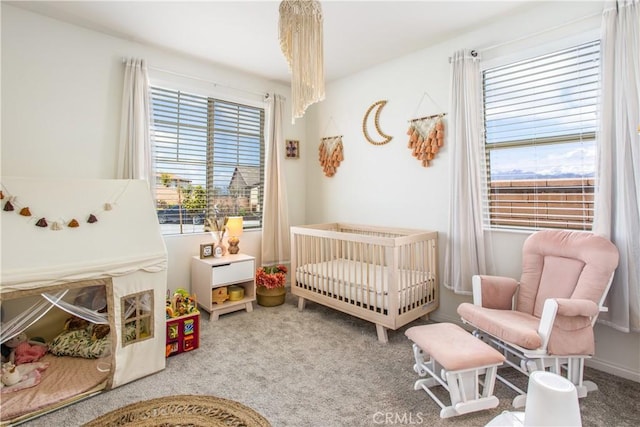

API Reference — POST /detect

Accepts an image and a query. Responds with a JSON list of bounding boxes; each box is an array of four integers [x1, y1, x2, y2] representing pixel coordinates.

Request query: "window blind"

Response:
[[151, 86, 265, 234], [483, 41, 599, 230]]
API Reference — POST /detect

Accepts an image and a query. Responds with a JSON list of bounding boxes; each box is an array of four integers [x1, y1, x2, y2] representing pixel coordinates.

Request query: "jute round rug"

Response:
[[83, 394, 271, 427]]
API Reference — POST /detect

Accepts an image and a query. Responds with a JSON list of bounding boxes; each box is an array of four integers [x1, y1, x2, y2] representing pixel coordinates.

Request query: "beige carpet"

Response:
[[83, 394, 270, 427], [18, 291, 640, 427]]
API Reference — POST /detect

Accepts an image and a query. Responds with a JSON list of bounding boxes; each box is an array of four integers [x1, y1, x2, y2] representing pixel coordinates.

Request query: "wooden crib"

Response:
[[290, 223, 438, 342]]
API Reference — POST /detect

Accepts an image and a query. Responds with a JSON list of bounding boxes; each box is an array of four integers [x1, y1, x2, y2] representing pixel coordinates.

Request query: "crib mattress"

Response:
[[1, 353, 111, 423], [295, 258, 434, 310]]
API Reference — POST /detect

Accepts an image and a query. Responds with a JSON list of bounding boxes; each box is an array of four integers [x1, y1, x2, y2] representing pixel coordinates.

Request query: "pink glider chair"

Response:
[[457, 230, 619, 407]]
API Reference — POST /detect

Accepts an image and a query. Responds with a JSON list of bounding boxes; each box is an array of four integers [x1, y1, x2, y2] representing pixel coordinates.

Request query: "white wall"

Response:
[[305, 1, 639, 381], [1, 4, 307, 292], [2, 2, 638, 381]]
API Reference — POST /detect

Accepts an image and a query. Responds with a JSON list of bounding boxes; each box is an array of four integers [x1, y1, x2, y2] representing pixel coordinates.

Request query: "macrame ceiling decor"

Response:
[[407, 114, 446, 167], [0, 182, 128, 231], [279, 0, 325, 123], [318, 136, 344, 177]]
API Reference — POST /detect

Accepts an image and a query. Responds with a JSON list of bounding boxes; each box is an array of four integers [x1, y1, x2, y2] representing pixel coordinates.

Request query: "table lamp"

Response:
[[226, 216, 243, 254]]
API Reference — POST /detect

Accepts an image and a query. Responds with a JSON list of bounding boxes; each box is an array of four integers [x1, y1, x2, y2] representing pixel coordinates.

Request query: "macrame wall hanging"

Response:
[[0, 181, 129, 231], [407, 90, 446, 167], [318, 136, 344, 177], [407, 114, 446, 167]]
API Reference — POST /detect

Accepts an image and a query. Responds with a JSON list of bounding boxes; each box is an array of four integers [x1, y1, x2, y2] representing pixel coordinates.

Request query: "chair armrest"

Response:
[[538, 298, 600, 351], [472, 275, 518, 309], [538, 299, 559, 351], [554, 298, 599, 318]]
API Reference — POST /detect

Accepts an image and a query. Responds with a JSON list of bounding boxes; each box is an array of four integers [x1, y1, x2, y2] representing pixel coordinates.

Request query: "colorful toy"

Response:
[[166, 288, 199, 318]]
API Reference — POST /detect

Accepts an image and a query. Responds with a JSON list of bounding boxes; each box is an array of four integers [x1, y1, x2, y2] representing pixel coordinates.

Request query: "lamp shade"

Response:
[[485, 371, 581, 427], [226, 216, 243, 237], [523, 371, 581, 427]]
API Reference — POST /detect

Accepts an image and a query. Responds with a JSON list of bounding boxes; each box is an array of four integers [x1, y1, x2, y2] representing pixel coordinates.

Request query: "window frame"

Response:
[[149, 83, 267, 235], [480, 40, 600, 232], [121, 290, 154, 347]]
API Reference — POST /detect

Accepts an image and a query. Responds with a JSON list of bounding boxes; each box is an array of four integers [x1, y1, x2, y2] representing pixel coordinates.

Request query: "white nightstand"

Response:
[[191, 253, 255, 321]]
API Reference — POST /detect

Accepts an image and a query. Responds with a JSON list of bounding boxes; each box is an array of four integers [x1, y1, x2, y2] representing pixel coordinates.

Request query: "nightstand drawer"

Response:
[[211, 259, 254, 286]]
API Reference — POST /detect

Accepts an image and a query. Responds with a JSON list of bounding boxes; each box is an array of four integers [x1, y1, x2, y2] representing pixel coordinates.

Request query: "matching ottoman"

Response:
[[405, 323, 506, 418]]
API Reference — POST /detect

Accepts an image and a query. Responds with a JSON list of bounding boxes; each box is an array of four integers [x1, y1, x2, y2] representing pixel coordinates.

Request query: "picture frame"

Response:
[[286, 139, 299, 159], [200, 243, 214, 259]]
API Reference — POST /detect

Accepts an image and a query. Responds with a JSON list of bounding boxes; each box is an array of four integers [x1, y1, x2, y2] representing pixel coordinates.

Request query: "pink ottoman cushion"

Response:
[[406, 323, 505, 371]]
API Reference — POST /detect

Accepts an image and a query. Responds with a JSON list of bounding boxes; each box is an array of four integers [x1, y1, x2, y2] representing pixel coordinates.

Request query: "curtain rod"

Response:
[[122, 58, 270, 99], [408, 113, 447, 123], [477, 11, 601, 55]]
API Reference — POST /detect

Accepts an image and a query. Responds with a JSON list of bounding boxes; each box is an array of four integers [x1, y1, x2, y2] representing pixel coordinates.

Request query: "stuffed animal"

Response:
[[4, 333, 48, 365], [89, 324, 110, 341], [64, 316, 110, 341], [64, 315, 90, 331], [1, 362, 22, 387]]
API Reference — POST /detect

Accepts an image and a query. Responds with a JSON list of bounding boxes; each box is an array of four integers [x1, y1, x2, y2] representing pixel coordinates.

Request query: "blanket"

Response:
[[1, 362, 49, 394]]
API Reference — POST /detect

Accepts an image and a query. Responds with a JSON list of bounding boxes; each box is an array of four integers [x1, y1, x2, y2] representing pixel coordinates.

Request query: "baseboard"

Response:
[[429, 313, 640, 383], [428, 313, 464, 327], [586, 357, 640, 383]]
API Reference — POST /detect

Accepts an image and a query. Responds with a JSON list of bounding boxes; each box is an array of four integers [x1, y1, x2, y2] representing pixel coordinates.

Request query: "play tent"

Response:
[[1, 177, 167, 423]]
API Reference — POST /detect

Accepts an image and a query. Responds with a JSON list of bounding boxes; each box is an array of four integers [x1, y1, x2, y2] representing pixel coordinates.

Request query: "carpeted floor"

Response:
[[18, 291, 640, 426]]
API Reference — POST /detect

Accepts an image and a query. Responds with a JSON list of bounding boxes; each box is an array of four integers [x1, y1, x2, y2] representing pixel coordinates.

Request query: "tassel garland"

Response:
[[0, 181, 129, 231]]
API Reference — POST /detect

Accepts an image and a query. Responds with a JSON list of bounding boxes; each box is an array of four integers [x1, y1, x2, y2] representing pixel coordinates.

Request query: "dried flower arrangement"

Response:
[[204, 215, 227, 244]]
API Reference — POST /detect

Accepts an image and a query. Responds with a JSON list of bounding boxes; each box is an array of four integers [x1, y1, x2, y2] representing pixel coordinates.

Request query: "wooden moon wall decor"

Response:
[[318, 136, 344, 177], [362, 100, 393, 145]]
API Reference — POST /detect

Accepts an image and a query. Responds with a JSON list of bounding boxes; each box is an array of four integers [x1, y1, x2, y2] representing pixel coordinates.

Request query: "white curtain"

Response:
[[261, 94, 291, 266], [117, 58, 154, 187], [593, 0, 640, 333], [444, 49, 490, 294]]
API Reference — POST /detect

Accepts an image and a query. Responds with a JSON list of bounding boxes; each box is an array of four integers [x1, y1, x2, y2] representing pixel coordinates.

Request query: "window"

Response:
[[121, 290, 154, 346], [151, 87, 265, 234], [483, 41, 599, 230]]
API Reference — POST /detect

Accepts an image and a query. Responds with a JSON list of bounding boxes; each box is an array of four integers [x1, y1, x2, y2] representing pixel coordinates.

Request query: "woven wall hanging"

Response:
[[318, 136, 344, 177], [406, 114, 446, 167]]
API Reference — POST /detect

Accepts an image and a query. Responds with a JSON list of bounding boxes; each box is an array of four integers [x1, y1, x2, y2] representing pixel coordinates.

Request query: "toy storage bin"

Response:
[[165, 312, 200, 357]]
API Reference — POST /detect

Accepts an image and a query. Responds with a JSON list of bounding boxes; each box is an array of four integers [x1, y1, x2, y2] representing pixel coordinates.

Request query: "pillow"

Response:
[[49, 328, 110, 359]]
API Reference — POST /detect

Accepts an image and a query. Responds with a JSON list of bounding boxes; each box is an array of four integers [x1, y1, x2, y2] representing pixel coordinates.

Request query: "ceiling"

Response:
[[8, 1, 537, 84]]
